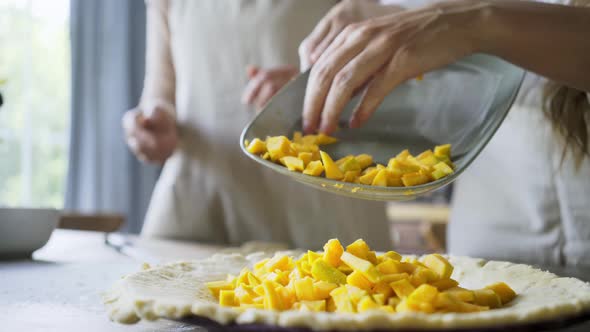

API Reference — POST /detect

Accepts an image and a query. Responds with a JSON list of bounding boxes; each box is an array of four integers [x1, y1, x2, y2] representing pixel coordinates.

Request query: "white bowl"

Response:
[[0, 208, 59, 259]]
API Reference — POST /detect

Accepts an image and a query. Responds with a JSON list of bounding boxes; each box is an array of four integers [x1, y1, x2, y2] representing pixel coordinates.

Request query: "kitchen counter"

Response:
[[1, 229, 590, 332]]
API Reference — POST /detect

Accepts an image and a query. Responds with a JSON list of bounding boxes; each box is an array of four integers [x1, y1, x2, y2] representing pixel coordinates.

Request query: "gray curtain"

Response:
[[66, 0, 159, 233]]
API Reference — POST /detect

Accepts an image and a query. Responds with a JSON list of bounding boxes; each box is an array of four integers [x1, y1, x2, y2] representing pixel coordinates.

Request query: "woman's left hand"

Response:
[[241, 65, 299, 111], [303, 0, 491, 134]]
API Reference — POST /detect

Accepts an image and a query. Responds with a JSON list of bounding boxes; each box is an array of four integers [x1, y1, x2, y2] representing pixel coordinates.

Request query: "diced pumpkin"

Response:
[[307, 250, 323, 265], [301, 135, 318, 145], [314, 281, 338, 299], [294, 277, 316, 301], [323, 238, 344, 267], [340, 252, 381, 283], [298, 152, 313, 166], [262, 280, 284, 310], [280, 156, 305, 172], [389, 159, 421, 174], [390, 278, 415, 298], [357, 296, 379, 312], [300, 300, 326, 312], [219, 290, 236, 306], [434, 144, 451, 158], [339, 157, 362, 172], [335, 155, 354, 167], [303, 160, 324, 177], [372, 281, 394, 298], [401, 172, 430, 187], [311, 259, 347, 285], [383, 251, 402, 261], [485, 282, 516, 305], [373, 293, 386, 306], [359, 168, 380, 185], [355, 154, 373, 169], [316, 133, 338, 145], [266, 136, 292, 161], [346, 239, 370, 259], [347, 271, 374, 290], [371, 169, 388, 187], [343, 170, 361, 183], [431, 278, 459, 291], [246, 138, 267, 154], [445, 287, 475, 302], [381, 273, 411, 284], [206, 280, 234, 298], [265, 254, 292, 271], [473, 289, 502, 309], [320, 151, 344, 180], [422, 254, 454, 280], [385, 170, 404, 187], [377, 258, 402, 274], [408, 284, 439, 304], [366, 251, 378, 265], [396, 149, 411, 160]]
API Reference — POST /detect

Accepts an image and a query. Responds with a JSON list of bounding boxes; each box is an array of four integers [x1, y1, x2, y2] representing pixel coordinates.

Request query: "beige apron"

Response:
[[141, 0, 392, 251]]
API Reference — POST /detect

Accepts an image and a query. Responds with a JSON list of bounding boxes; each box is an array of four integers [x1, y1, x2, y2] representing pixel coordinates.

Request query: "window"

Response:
[[0, 0, 70, 208]]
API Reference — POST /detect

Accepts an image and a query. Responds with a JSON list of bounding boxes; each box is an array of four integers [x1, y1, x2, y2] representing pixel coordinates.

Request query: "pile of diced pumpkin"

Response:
[[206, 239, 516, 314], [244, 133, 455, 187]]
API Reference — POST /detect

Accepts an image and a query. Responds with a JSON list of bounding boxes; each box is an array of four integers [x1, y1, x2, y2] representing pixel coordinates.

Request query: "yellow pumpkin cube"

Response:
[[357, 296, 379, 312], [320, 151, 344, 180], [323, 238, 344, 267], [390, 278, 415, 298], [445, 287, 475, 302], [206, 280, 234, 298], [371, 169, 389, 187], [408, 284, 439, 304], [434, 144, 451, 158], [316, 133, 338, 145], [246, 138, 267, 154], [359, 168, 380, 185], [343, 170, 361, 183], [401, 172, 430, 187], [346, 239, 370, 259], [301, 135, 318, 145], [339, 157, 362, 173], [372, 281, 394, 298], [431, 278, 459, 291], [219, 290, 236, 306], [381, 272, 411, 284], [341, 252, 381, 283], [262, 280, 284, 310], [266, 136, 293, 161], [265, 254, 292, 271], [314, 281, 338, 299], [299, 300, 326, 312], [347, 271, 374, 290], [280, 156, 305, 172], [422, 254, 454, 279], [311, 259, 347, 285], [355, 154, 374, 169], [396, 149, 411, 160], [485, 282, 516, 305], [383, 251, 402, 261], [302, 160, 324, 177], [377, 258, 402, 274], [473, 289, 502, 309], [294, 277, 315, 301], [298, 152, 313, 166]]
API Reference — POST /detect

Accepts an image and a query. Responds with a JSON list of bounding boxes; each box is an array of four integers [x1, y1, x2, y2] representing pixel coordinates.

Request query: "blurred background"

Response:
[[0, 0, 450, 251]]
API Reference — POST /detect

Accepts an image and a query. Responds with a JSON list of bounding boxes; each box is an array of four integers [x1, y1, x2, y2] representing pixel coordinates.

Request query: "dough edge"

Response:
[[103, 253, 590, 330]]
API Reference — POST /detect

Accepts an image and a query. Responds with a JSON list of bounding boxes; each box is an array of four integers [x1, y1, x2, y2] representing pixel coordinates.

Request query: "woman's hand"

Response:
[[122, 100, 178, 164], [299, 0, 404, 70], [302, 0, 489, 134], [241, 65, 299, 111]]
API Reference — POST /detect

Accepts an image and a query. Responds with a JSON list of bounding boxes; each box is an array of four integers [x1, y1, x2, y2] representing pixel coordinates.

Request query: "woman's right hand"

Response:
[[122, 100, 178, 164], [299, 0, 403, 70]]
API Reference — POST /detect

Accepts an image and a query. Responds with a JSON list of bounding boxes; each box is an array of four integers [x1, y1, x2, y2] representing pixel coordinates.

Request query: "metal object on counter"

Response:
[[241, 54, 524, 201]]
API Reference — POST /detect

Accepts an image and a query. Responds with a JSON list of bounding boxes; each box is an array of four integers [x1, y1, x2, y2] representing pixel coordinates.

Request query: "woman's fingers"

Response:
[[318, 36, 396, 133], [303, 25, 375, 134], [242, 65, 298, 108], [241, 72, 267, 105], [299, 19, 331, 70]]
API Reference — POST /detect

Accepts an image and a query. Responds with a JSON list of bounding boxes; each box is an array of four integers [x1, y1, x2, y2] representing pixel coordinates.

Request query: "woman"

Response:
[[122, 0, 398, 250], [301, 0, 590, 265]]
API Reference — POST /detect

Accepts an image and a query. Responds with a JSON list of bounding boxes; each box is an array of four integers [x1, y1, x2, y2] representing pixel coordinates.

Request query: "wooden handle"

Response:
[[58, 213, 125, 233]]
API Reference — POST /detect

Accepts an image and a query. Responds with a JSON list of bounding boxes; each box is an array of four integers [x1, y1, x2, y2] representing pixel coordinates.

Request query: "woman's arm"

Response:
[[302, 0, 590, 134], [482, 1, 590, 92], [122, 0, 177, 164], [141, 0, 176, 108]]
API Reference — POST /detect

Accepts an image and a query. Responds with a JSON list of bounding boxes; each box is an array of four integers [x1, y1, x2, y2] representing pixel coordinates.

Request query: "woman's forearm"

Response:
[[477, 0, 590, 91]]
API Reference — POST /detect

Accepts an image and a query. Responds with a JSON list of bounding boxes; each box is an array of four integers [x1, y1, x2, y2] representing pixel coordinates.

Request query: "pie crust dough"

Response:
[[103, 252, 590, 330]]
